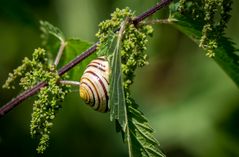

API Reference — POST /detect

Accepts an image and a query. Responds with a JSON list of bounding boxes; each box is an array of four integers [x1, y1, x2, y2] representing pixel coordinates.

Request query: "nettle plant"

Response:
[[1, 0, 238, 156]]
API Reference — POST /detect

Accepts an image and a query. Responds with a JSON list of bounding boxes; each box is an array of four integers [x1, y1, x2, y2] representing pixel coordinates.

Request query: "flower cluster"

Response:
[[96, 7, 153, 91], [3, 48, 70, 153], [178, 0, 233, 57]]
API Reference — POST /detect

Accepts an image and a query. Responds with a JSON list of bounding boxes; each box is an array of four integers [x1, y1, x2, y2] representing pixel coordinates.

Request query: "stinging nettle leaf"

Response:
[[97, 21, 128, 132], [108, 32, 127, 132], [106, 20, 164, 157], [63, 39, 96, 80], [40, 21, 64, 63], [40, 20, 65, 42], [171, 12, 239, 87], [96, 31, 116, 58], [169, 1, 239, 87], [96, 9, 164, 156], [39, 21, 94, 75], [126, 101, 166, 157]]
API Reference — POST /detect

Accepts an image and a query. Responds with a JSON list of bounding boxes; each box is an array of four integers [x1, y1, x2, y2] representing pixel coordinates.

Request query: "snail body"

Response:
[[79, 57, 110, 112]]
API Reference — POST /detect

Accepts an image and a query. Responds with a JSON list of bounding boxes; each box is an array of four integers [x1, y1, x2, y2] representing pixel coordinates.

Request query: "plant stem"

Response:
[[58, 42, 98, 75], [60, 80, 80, 86], [54, 41, 67, 66], [0, 0, 173, 118], [142, 18, 176, 25], [133, 0, 173, 25], [0, 82, 46, 117]]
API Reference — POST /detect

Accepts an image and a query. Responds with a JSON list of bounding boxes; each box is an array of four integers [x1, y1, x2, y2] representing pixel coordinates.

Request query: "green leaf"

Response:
[[126, 99, 166, 157], [96, 31, 116, 57], [39, 21, 95, 77], [171, 13, 239, 87], [108, 40, 164, 156], [63, 39, 96, 80], [107, 27, 164, 157], [97, 27, 127, 131], [109, 39, 127, 131], [95, 8, 164, 156], [40, 20, 65, 42], [40, 21, 63, 62], [100, 18, 164, 157]]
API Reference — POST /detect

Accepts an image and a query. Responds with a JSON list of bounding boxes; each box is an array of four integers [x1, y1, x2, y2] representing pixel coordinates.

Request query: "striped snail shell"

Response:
[[79, 56, 110, 112]]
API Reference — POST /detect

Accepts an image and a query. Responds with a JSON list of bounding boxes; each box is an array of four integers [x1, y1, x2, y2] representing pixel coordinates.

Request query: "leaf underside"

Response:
[[100, 25, 165, 156], [109, 43, 127, 131], [106, 26, 165, 157]]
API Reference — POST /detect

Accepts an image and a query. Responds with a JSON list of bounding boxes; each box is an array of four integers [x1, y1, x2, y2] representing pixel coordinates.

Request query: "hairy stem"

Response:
[[60, 80, 80, 86], [142, 18, 176, 25], [54, 41, 67, 66], [0, 0, 173, 118]]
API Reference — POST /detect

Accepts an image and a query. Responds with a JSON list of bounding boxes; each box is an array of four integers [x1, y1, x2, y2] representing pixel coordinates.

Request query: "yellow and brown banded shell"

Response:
[[79, 57, 110, 112]]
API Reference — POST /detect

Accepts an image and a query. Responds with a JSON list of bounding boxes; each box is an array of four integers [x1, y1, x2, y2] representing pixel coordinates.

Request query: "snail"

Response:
[[79, 56, 110, 112]]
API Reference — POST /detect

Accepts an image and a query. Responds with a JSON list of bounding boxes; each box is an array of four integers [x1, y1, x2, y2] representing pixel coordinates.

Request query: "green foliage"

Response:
[[2, 57, 31, 89], [31, 80, 70, 153], [3, 21, 97, 154], [96, 8, 164, 157], [40, 21, 95, 80], [127, 97, 164, 157], [63, 39, 97, 80], [175, 0, 233, 57], [108, 31, 127, 131], [96, 8, 134, 132], [169, 2, 239, 87], [40, 20, 65, 43], [3, 48, 70, 153], [3, 48, 49, 90], [3, 1, 238, 156]]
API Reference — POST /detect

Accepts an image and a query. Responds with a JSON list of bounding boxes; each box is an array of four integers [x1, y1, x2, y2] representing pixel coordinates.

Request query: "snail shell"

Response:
[[79, 57, 110, 112]]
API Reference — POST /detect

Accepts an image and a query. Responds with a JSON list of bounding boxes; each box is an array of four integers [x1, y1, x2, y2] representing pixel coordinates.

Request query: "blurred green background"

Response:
[[0, 0, 239, 157]]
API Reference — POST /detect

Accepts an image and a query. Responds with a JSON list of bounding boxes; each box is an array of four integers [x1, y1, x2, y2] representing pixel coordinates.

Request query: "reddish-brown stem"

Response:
[[0, 82, 46, 117], [133, 0, 173, 25], [0, 0, 173, 118], [58, 43, 98, 75]]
